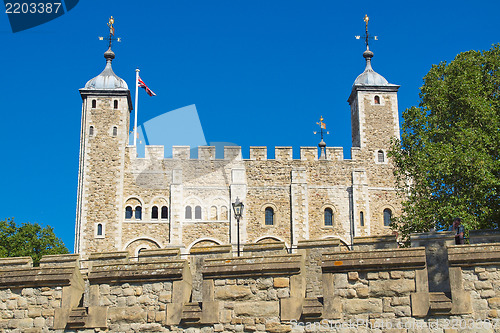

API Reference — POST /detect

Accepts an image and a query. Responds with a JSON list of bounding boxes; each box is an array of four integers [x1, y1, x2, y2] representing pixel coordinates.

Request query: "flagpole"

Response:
[[134, 68, 139, 146]]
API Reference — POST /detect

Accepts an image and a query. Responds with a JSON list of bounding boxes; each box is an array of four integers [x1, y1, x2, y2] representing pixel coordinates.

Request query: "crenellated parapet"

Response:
[[3, 233, 500, 331], [126, 145, 351, 162]]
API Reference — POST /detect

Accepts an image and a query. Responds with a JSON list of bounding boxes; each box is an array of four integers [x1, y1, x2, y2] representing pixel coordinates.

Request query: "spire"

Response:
[[83, 17, 127, 90], [353, 15, 389, 86], [314, 116, 329, 160]]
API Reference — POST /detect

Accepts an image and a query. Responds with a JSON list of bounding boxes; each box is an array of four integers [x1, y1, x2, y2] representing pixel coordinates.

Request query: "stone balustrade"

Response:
[[1, 231, 500, 332]]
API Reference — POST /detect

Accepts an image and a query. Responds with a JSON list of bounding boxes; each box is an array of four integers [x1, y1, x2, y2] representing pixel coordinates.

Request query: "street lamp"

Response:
[[232, 197, 244, 256]]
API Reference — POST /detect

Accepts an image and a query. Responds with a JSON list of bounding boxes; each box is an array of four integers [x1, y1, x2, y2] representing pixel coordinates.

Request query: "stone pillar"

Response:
[[352, 169, 369, 238], [230, 168, 247, 248], [291, 167, 309, 246], [170, 169, 184, 246]]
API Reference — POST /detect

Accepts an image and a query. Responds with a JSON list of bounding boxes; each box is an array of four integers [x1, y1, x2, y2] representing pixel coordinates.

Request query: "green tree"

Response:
[[389, 44, 500, 242], [0, 218, 69, 265]]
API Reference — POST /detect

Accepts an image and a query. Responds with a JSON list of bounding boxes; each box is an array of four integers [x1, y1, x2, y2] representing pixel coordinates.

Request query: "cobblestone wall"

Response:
[[4, 237, 500, 332]]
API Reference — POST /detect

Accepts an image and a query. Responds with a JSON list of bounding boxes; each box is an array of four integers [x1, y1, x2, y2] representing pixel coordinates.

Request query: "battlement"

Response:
[[127, 145, 349, 161], [3, 231, 500, 331]]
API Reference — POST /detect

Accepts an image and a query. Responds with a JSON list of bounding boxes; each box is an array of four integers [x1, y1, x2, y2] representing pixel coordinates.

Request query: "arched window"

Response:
[[195, 206, 202, 220], [378, 150, 385, 163], [185, 206, 192, 219], [383, 208, 392, 226], [265, 207, 274, 225], [112, 126, 117, 137], [89, 126, 94, 136], [91, 99, 96, 108], [151, 206, 158, 219], [125, 206, 133, 219], [97, 223, 103, 236], [324, 208, 333, 226], [114, 100, 118, 109], [360, 211, 365, 227], [221, 206, 228, 220], [210, 206, 217, 220], [374, 95, 380, 104], [135, 206, 142, 220], [161, 206, 168, 219]]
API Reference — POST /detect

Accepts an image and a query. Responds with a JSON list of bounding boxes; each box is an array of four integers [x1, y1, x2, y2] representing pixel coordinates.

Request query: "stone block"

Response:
[[275, 147, 293, 160], [215, 285, 252, 300], [348, 272, 359, 281], [108, 306, 146, 323], [220, 309, 232, 323], [234, 301, 279, 317], [33, 317, 45, 328], [87, 306, 108, 328], [265, 321, 292, 333], [249, 146, 267, 161], [28, 307, 41, 318], [322, 296, 342, 319], [356, 286, 369, 298], [280, 297, 303, 321], [225, 146, 242, 160], [165, 303, 182, 325], [488, 297, 500, 309], [410, 292, 429, 317], [369, 279, 415, 297], [274, 277, 289, 288], [201, 301, 220, 324], [172, 146, 190, 160], [343, 299, 382, 315]]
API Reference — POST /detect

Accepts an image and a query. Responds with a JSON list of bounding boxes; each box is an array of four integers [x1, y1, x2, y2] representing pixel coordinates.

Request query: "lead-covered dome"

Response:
[[84, 48, 128, 90], [353, 49, 389, 86]]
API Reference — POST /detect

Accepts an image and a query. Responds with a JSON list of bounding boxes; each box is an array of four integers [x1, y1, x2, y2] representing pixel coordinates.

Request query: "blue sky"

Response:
[[1, 1, 498, 251]]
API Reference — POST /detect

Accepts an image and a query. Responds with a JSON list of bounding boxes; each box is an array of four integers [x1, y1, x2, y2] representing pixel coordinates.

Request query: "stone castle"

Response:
[[2, 27, 500, 333], [74, 40, 402, 259]]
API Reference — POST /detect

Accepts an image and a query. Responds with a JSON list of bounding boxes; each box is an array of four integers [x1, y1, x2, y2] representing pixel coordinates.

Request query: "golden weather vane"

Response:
[[313, 116, 329, 141], [355, 14, 378, 49], [99, 16, 121, 48]]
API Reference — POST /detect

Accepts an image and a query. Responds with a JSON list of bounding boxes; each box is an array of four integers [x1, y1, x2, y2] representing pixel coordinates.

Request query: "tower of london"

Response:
[[74, 40, 402, 259]]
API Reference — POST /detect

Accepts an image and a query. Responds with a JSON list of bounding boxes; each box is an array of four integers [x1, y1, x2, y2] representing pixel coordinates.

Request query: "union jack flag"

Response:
[[138, 76, 156, 96]]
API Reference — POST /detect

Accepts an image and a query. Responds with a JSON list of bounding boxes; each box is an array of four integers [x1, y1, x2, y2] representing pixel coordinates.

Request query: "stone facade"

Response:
[[74, 46, 403, 259], [2, 232, 500, 332]]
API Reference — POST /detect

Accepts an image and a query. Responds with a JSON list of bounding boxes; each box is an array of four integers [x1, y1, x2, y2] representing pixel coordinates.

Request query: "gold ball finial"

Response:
[[364, 15, 369, 24]]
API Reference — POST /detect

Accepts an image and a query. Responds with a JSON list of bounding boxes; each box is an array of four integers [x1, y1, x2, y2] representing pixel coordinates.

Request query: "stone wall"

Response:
[[6, 233, 500, 332], [113, 145, 402, 257]]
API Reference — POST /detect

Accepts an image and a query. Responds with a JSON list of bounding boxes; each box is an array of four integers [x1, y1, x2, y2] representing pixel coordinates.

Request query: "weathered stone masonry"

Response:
[[74, 44, 403, 259], [2, 232, 500, 332]]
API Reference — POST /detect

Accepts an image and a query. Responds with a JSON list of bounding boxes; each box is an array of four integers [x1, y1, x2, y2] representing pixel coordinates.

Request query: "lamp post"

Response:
[[232, 197, 244, 257]]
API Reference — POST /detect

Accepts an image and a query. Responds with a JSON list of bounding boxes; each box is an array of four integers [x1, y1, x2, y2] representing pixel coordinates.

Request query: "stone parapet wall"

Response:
[[3, 235, 500, 332]]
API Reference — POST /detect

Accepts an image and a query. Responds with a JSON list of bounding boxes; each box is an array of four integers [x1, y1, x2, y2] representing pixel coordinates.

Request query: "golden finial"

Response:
[[355, 15, 377, 50], [99, 16, 121, 48], [313, 116, 329, 135], [108, 16, 115, 36]]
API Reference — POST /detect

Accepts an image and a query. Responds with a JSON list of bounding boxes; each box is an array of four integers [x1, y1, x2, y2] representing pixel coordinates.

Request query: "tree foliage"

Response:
[[389, 44, 500, 241], [0, 218, 69, 265]]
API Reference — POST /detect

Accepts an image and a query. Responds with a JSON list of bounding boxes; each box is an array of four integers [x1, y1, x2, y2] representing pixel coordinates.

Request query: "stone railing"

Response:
[[1, 231, 500, 332]]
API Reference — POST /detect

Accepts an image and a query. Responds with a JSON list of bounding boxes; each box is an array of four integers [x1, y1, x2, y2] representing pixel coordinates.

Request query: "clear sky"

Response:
[[1, 0, 498, 251]]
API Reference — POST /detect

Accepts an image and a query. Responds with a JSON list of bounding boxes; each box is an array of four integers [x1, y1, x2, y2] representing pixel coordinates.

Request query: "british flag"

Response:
[[138, 76, 156, 96]]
